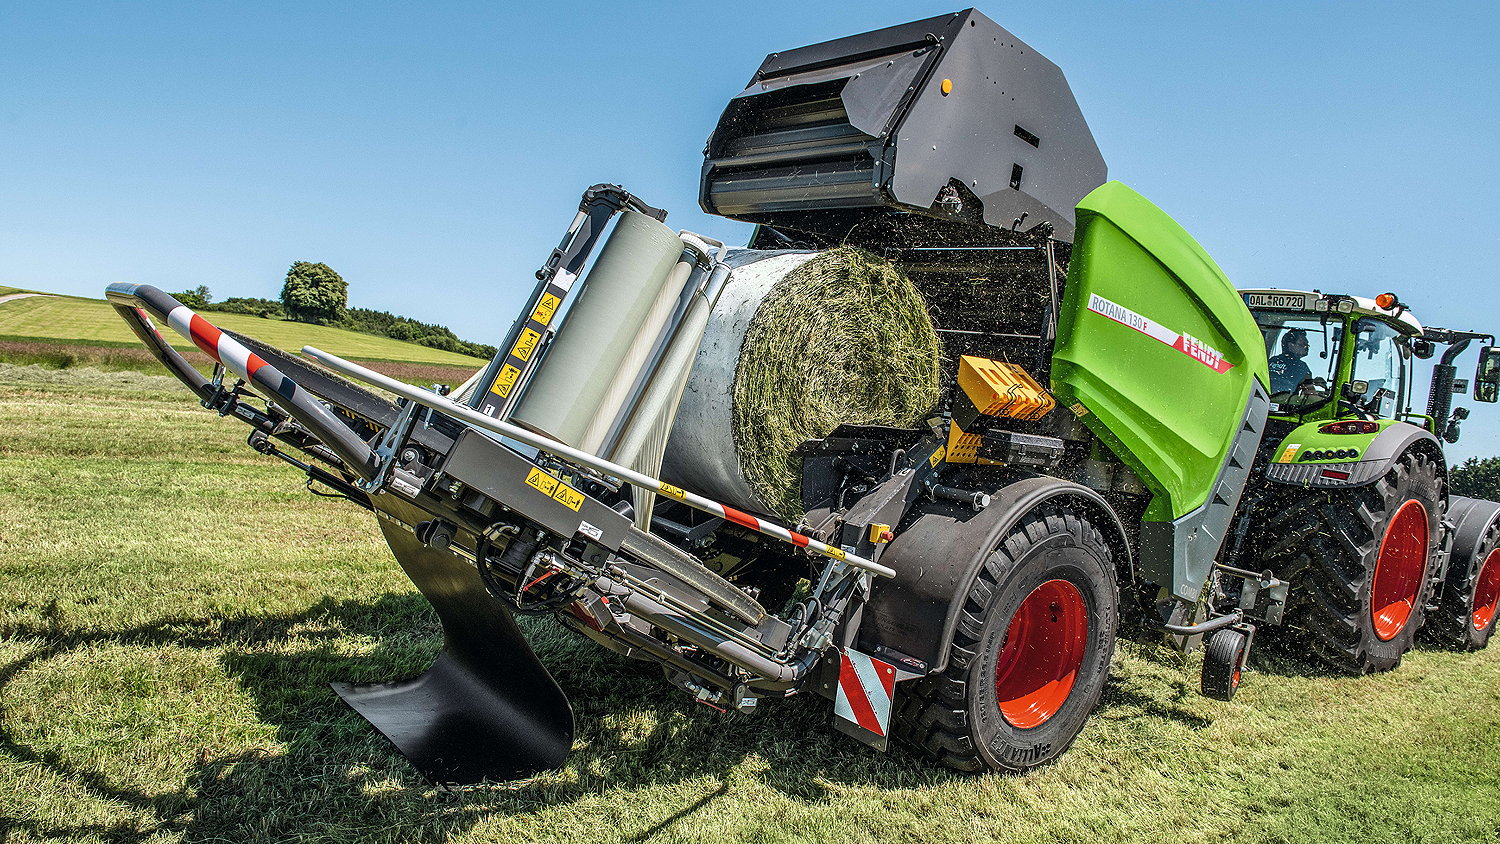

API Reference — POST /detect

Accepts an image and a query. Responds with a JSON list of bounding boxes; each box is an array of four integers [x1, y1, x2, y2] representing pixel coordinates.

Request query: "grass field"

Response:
[[0, 291, 487, 368], [1, 365, 1498, 844]]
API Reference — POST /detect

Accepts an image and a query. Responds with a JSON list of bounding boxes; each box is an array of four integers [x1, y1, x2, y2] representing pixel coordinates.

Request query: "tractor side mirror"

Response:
[[1475, 346, 1500, 403]]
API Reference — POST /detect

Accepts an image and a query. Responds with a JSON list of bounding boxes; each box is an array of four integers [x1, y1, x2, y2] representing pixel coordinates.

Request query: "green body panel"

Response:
[[1267, 418, 1398, 465], [1051, 182, 1269, 521]]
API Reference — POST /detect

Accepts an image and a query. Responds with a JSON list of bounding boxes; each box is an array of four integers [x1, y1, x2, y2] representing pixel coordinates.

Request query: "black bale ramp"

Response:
[[333, 502, 574, 784]]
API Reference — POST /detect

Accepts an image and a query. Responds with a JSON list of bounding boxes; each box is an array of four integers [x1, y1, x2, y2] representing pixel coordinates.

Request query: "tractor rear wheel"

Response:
[[892, 505, 1117, 772], [1426, 519, 1500, 650], [1246, 449, 1441, 674]]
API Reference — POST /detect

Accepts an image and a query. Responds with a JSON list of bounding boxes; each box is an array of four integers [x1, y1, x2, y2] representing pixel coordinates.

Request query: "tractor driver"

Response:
[[1269, 328, 1322, 398]]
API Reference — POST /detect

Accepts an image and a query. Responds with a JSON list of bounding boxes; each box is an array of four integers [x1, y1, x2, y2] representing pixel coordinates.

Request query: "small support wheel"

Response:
[[1201, 627, 1249, 701]]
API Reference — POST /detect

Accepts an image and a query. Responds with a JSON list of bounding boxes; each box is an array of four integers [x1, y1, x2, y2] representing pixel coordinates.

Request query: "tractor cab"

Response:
[[1241, 288, 1500, 441], [1242, 289, 1424, 422]]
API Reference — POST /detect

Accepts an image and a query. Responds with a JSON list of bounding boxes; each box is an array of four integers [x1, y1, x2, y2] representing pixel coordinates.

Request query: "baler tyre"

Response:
[[1426, 519, 1500, 650], [1247, 449, 1441, 674], [892, 505, 1117, 773], [1200, 627, 1248, 701]]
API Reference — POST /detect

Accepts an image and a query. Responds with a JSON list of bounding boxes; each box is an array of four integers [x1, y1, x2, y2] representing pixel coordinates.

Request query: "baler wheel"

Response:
[[892, 505, 1117, 773], [1244, 449, 1441, 674], [1425, 519, 1500, 651], [1200, 627, 1248, 701]]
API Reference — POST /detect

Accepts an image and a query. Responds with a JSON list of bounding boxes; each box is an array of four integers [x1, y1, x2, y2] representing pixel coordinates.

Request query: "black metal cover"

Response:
[[700, 9, 1106, 243]]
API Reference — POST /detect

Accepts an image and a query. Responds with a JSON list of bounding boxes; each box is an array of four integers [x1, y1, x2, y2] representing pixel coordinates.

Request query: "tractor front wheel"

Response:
[[1246, 449, 1441, 674], [893, 505, 1117, 772]]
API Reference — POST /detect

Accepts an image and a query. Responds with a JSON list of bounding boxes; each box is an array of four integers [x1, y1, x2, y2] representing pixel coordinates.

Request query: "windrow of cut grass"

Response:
[[0, 337, 482, 389], [0, 366, 1496, 843], [0, 291, 488, 367]]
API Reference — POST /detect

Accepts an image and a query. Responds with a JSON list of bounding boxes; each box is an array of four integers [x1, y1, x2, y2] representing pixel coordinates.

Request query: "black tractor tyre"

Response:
[[1424, 518, 1500, 651], [1245, 449, 1442, 674], [1200, 627, 1248, 701], [892, 505, 1118, 773]]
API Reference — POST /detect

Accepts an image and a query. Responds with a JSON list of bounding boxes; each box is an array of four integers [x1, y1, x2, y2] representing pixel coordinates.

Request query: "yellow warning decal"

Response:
[[1069, 402, 1089, 418], [658, 483, 685, 500], [552, 483, 584, 511], [824, 547, 847, 561], [1278, 443, 1301, 464], [525, 467, 558, 496], [490, 364, 521, 397], [531, 293, 561, 326], [928, 446, 945, 467], [512, 327, 542, 362]]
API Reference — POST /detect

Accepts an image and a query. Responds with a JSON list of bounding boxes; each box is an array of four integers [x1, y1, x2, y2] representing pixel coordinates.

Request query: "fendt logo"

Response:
[[1087, 294, 1234, 374]]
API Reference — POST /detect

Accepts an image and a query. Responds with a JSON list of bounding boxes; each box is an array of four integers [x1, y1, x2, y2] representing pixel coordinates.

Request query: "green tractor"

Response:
[[1227, 290, 1500, 672]]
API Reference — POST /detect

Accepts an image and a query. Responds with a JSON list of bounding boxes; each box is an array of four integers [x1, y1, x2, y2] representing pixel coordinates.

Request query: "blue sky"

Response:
[[4, 2, 1500, 458]]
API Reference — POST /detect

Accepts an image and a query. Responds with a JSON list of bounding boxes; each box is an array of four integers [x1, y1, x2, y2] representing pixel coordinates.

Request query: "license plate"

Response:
[[1243, 292, 1315, 311]]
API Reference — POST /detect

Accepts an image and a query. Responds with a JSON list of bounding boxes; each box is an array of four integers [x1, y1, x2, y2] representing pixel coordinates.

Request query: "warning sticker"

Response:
[[552, 484, 584, 511], [1278, 443, 1301, 464], [531, 293, 561, 326], [658, 483, 685, 500], [512, 327, 541, 362], [1069, 402, 1090, 417], [490, 363, 521, 397], [928, 446, 945, 467], [525, 467, 558, 496], [825, 547, 847, 561]]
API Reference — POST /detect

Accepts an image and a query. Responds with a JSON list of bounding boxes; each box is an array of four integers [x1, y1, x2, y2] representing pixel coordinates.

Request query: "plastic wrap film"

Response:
[[511, 210, 687, 448]]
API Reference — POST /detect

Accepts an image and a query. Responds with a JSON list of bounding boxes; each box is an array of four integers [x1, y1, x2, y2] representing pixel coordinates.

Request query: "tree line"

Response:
[[174, 262, 497, 360]]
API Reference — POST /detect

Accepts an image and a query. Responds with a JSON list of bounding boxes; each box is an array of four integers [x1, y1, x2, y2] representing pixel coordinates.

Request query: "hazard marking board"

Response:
[[834, 648, 896, 738]]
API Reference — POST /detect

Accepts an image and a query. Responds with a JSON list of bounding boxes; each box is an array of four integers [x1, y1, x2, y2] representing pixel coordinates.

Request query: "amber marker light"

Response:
[[1376, 292, 1398, 309], [941, 78, 953, 95]]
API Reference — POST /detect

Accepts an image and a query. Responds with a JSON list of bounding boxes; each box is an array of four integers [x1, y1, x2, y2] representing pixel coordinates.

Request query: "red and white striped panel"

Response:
[[166, 305, 269, 381], [834, 648, 896, 737]]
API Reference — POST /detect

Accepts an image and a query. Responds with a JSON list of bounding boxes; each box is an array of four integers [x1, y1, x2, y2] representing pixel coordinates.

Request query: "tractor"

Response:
[[1223, 290, 1500, 675]]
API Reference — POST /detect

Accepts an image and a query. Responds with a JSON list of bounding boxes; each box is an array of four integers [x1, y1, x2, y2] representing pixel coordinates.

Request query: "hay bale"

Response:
[[662, 247, 941, 522]]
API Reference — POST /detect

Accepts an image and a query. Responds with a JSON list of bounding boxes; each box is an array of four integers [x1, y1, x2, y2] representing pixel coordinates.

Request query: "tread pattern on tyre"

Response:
[[1246, 449, 1441, 674], [1200, 627, 1246, 701], [892, 506, 1113, 773], [1426, 518, 1500, 650]]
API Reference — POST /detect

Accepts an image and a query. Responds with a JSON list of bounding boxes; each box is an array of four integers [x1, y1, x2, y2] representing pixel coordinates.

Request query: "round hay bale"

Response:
[[662, 246, 941, 521]]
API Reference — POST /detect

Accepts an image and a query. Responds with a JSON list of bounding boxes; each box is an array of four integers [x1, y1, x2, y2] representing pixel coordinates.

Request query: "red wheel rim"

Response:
[[1370, 500, 1429, 641], [1472, 549, 1500, 631], [994, 579, 1089, 729]]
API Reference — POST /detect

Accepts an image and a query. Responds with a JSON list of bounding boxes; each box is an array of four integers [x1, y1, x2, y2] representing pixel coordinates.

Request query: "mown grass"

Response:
[[0, 292, 487, 367], [0, 337, 482, 390], [1, 365, 1497, 843]]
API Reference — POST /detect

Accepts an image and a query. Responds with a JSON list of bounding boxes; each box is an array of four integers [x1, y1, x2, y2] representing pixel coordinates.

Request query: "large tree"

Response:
[[280, 261, 347, 325], [1450, 456, 1500, 501]]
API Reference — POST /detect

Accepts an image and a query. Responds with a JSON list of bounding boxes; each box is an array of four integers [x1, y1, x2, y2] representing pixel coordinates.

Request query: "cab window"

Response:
[[1351, 318, 1405, 416], [1251, 312, 1340, 409]]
